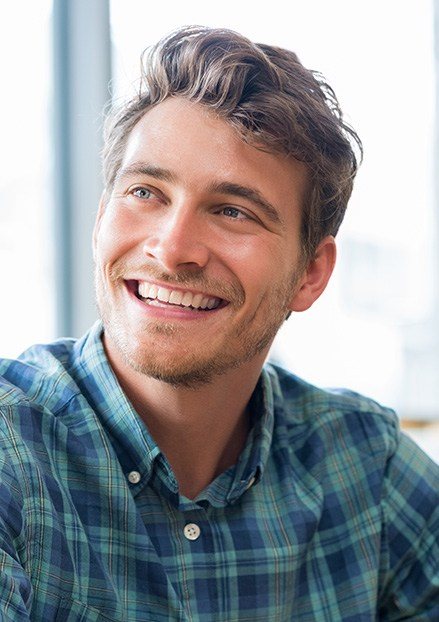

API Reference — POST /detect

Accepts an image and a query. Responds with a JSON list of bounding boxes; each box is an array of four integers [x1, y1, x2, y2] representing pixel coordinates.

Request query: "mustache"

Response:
[[108, 260, 245, 305]]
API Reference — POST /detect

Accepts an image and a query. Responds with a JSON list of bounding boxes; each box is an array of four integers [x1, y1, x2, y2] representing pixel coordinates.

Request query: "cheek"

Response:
[[241, 246, 300, 313], [96, 209, 143, 264], [229, 236, 292, 286]]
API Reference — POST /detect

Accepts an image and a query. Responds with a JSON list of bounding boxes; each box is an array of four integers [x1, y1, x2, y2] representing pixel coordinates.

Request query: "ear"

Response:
[[92, 193, 107, 258], [288, 235, 337, 312]]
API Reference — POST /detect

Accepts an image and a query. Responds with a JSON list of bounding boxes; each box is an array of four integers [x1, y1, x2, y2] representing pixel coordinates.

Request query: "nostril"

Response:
[[142, 243, 156, 259]]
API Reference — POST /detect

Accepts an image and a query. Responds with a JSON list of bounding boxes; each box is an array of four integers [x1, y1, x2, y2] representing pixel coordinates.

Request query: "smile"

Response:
[[133, 280, 223, 311]]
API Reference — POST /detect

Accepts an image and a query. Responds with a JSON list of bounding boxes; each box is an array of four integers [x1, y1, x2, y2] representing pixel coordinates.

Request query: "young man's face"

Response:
[[94, 97, 325, 387]]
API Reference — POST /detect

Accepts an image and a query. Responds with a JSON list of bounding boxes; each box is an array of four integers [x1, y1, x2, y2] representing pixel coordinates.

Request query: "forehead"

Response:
[[120, 97, 309, 228]]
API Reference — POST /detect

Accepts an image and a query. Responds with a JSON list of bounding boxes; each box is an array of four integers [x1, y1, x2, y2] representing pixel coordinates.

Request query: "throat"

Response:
[[143, 405, 251, 500]]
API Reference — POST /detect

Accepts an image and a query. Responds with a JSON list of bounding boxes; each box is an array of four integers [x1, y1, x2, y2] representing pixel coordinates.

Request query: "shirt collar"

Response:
[[224, 368, 274, 505], [72, 321, 162, 485]]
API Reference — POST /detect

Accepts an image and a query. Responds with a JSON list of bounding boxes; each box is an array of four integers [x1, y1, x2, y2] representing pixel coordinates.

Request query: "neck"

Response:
[[104, 341, 267, 499]]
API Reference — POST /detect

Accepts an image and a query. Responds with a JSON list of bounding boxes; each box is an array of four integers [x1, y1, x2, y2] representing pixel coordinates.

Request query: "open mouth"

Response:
[[126, 280, 226, 311]]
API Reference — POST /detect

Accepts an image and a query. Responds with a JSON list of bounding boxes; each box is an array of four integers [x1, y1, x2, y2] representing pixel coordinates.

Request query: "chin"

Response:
[[125, 349, 226, 389]]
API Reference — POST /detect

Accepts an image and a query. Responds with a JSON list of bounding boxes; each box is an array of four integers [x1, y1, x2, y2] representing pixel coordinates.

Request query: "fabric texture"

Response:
[[0, 321, 438, 621]]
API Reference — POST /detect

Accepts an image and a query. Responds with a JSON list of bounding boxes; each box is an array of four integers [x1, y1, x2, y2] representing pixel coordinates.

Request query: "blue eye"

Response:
[[132, 187, 153, 199], [222, 206, 246, 219]]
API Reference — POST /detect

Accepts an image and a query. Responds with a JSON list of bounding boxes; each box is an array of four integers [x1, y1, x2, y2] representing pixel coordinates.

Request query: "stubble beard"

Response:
[[95, 263, 299, 389]]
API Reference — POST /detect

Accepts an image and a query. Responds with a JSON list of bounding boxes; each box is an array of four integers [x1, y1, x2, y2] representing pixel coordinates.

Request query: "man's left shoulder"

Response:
[[264, 362, 400, 459]]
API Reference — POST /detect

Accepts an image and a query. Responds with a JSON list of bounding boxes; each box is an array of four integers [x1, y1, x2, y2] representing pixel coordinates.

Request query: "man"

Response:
[[0, 25, 437, 621]]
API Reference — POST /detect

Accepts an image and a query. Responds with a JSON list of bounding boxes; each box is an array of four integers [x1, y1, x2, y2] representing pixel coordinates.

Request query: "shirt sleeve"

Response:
[[0, 455, 32, 620], [378, 432, 439, 621]]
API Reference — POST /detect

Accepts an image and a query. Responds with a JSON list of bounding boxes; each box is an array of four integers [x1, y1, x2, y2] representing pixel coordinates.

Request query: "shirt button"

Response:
[[127, 471, 141, 484], [184, 523, 201, 541]]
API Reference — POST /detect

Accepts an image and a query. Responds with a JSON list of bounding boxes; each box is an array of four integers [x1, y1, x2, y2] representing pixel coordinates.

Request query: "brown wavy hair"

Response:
[[102, 26, 362, 260]]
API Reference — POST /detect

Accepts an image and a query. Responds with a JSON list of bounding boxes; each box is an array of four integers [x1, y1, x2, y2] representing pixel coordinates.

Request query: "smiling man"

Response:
[[0, 26, 438, 621]]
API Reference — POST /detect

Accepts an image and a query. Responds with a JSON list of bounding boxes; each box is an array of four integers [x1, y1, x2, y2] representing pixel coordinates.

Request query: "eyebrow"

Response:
[[115, 162, 284, 226], [115, 163, 178, 184]]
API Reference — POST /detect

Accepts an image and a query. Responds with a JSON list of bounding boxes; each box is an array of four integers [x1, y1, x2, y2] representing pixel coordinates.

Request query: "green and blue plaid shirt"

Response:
[[0, 321, 438, 621]]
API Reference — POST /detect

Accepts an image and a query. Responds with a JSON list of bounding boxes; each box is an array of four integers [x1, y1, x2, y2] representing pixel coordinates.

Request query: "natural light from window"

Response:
[[0, 1, 55, 357]]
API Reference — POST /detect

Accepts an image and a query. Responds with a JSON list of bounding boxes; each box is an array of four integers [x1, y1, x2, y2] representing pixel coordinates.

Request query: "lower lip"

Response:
[[125, 283, 225, 320]]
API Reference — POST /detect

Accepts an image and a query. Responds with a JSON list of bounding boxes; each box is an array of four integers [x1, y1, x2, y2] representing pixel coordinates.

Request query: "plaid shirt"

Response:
[[0, 322, 437, 621]]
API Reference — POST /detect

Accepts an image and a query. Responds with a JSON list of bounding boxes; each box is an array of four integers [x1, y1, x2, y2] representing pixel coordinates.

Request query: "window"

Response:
[[0, 1, 55, 357]]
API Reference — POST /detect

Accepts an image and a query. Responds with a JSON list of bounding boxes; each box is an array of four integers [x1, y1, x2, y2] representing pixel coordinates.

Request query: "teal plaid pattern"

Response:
[[0, 321, 438, 621]]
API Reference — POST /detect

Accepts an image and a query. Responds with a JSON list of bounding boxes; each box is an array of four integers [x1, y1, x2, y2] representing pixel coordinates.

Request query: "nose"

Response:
[[141, 204, 210, 272]]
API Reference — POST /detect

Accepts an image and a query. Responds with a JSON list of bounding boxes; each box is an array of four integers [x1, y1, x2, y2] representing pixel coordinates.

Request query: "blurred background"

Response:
[[1, 0, 438, 460]]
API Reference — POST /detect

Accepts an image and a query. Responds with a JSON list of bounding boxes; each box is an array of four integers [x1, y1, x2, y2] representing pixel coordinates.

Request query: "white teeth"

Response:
[[192, 293, 203, 307], [149, 284, 158, 298], [181, 291, 193, 307], [157, 287, 170, 303], [138, 282, 150, 298], [137, 281, 221, 310], [169, 290, 183, 305]]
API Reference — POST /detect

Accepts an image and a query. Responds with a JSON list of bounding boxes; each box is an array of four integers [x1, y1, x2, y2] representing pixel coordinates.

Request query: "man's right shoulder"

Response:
[[0, 338, 79, 412], [0, 338, 88, 495]]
